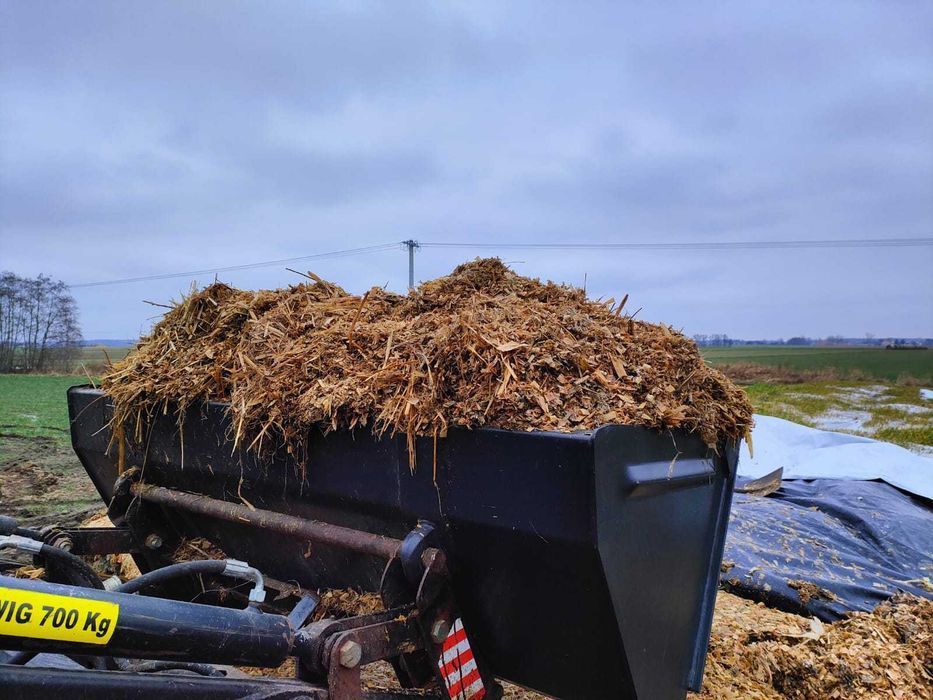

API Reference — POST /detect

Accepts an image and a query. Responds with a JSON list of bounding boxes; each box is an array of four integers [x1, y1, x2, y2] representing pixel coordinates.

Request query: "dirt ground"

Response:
[[0, 434, 102, 527]]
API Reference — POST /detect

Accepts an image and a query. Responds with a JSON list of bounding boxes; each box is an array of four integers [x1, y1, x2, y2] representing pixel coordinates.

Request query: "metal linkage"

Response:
[[131, 482, 403, 560], [2, 502, 497, 699]]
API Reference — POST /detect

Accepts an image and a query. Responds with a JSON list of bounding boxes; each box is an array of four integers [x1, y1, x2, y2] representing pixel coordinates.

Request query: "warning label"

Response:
[[0, 586, 119, 645]]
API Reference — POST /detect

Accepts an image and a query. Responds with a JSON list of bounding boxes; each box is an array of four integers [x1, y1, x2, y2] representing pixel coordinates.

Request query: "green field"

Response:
[[702, 345, 932, 382], [0, 374, 90, 443], [0, 375, 104, 524]]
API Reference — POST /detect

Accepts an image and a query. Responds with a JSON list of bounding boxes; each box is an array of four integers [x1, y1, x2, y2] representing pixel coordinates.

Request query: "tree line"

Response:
[[0, 272, 83, 373]]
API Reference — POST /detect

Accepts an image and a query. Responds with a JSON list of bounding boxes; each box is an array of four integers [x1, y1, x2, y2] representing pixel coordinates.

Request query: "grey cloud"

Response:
[[0, 152, 190, 227], [0, 2, 510, 111], [227, 146, 439, 205], [1, 1, 930, 339], [0, 144, 439, 228]]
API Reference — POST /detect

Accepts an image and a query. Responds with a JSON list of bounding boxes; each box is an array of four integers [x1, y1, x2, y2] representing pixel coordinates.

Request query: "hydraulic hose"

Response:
[[114, 558, 266, 603], [122, 660, 225, 677], [114, 559, 227, 594], [0, 534, 103, 590], [0, 516, 44, 541]]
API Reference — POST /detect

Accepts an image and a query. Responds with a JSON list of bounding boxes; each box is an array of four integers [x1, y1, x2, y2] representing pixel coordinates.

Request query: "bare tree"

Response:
[[0, 272, 83, 373], [0, 272, 20, 371]]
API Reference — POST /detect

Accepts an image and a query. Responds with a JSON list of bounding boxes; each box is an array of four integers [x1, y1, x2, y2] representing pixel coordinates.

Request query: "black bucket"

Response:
[[68, 386, 737, 700]]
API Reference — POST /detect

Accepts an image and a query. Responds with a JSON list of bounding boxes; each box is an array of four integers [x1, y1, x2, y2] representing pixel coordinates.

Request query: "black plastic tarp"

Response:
[[722, 479, 933, 621]]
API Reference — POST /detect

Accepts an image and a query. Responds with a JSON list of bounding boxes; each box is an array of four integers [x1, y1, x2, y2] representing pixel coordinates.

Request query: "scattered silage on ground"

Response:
[[692, 591, 933, 700]]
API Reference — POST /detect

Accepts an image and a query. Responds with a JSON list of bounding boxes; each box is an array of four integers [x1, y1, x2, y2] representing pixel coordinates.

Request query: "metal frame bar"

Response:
[[131, 483, 402, 560]]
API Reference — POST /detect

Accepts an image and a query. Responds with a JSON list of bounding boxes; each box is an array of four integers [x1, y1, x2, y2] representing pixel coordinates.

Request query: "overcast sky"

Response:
[[1, 1, 931, 340]]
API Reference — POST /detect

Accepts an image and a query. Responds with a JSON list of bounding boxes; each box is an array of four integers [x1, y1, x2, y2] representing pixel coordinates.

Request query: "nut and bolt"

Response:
[[144, 533, 163, 550], [338, 640, 362, 668], [430, 619, 451, 644], [49, 534, 74, 552]]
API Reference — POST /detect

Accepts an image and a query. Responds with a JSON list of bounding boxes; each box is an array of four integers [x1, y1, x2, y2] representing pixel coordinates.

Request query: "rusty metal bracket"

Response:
[[327, 630, 363, 700], [42, 526, 138, 556], [324, 616, 432, 700], [295, 606, 416, 679], [413, 549, 504, 700]]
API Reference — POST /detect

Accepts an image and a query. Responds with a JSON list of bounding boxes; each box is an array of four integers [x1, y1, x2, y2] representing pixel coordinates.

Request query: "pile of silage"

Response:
[[691, 592, 933, 699], [102, 259, 752, 462]]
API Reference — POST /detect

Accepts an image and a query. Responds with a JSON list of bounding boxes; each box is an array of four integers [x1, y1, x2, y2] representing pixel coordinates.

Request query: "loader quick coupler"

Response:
[[1, 490, 503, 699]]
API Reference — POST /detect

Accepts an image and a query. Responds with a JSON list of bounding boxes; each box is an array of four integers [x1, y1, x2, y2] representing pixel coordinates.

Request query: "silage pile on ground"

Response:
[[692, 592, 933, 699], [102, 259, 752, 462]]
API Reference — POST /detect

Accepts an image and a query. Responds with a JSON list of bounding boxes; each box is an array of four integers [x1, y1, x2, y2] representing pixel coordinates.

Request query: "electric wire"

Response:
[[67, 238, 931, 289], [68, 242, 400, 288], [418, 238, 932, 251]]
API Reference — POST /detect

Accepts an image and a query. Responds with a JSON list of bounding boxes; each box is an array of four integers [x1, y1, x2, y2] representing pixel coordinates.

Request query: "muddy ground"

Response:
[[0, 434, 102, 527]]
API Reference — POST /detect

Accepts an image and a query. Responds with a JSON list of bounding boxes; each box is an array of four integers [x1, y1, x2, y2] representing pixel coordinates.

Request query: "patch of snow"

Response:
[[785, 392, 826, 401], [920, 388, 933, 401], [885, 403, 932, 415], [832, 385, 888, 401], [814, 409, 873, 432], [872, 419, 912, 431]]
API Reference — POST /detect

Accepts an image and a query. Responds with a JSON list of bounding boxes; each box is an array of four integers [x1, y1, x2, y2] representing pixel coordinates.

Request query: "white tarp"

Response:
[[738, 414, 933, 501]]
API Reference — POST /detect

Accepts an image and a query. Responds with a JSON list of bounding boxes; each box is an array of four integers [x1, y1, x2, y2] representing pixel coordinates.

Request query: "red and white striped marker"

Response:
[[437, 617, 485, 700]]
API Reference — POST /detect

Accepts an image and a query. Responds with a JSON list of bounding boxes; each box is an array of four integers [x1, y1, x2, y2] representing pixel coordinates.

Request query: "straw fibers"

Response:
[[102, 259, 753, 465], [692, 591, 933, 699]]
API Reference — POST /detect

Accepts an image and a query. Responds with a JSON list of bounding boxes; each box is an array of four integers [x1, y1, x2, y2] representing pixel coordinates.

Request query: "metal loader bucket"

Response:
[[68, 386, 737, 700]]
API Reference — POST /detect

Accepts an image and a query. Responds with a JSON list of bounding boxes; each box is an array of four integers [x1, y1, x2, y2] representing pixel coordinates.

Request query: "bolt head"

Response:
[[145, 534, 163, 549], [430, 619, 451, 644], [50, 534, 74, 552], [338, 640, 362, 668]]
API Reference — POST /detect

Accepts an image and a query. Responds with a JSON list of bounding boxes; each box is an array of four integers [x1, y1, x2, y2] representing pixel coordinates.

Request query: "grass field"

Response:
[[702, 345, 932, 382], [0, 375, 103, 524], [0, 374, 90, 443]]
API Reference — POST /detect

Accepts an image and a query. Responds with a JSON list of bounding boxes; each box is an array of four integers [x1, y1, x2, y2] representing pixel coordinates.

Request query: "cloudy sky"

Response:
[[1, 1, 931, 340]]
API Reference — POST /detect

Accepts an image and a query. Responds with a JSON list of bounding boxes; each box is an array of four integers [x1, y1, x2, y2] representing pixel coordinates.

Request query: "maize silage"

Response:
[[102, 259, 753, 464]]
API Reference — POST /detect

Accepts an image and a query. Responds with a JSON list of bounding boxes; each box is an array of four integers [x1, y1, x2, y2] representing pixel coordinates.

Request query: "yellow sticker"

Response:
[[0, 586, 119, 645]]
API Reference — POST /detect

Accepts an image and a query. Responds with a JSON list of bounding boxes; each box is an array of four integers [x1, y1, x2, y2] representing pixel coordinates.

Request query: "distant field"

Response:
[[76, 344, 133, 373], [0, 374, 90, 443], [55, 344, 933, 382], [702, 345, 932, 382]]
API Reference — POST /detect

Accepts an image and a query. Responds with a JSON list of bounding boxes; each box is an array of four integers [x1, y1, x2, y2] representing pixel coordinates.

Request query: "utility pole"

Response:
[[403, 240, 420, 291]]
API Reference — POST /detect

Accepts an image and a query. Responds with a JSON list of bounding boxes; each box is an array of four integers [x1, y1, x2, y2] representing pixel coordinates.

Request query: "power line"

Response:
[[67, 237, 932, 290], [68, 242, 401, 289], [419, 238, 933, 251]]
